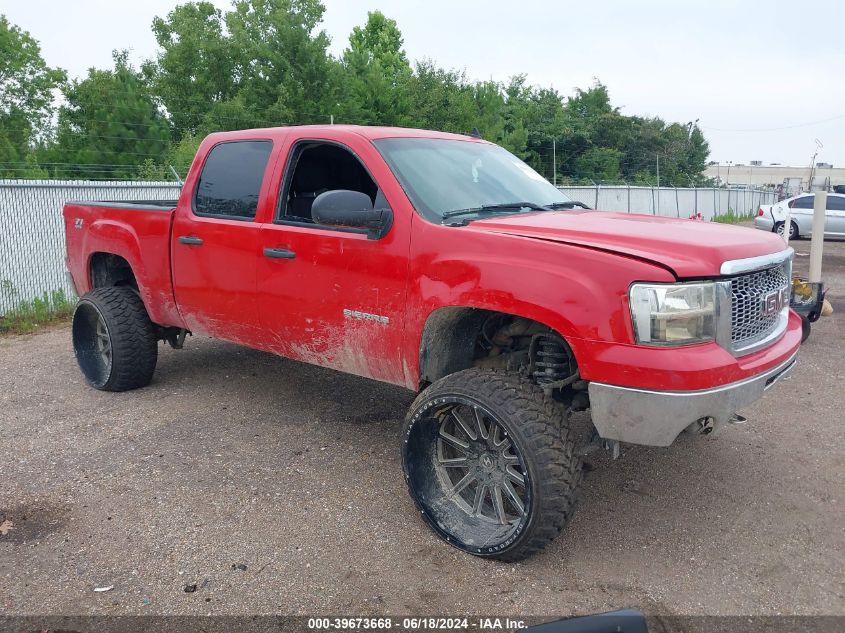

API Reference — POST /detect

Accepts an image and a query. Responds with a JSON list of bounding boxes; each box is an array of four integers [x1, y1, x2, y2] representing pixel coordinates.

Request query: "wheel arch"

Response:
[[84, 249, 179, 327], [89, 252, 139, 290], [416, 305, 581, 390]]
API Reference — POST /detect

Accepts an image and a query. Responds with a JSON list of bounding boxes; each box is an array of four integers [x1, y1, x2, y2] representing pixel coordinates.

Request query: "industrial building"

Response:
[[704, 162, 845, 194]]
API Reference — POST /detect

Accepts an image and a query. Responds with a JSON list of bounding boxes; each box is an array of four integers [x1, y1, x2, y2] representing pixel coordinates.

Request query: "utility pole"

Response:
[[807, 138, 823, 192], [552, 139, 557, 187]]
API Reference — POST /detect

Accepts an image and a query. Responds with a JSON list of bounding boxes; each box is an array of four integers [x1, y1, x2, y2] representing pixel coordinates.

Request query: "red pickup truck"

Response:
[[64, 125, 800, 561]]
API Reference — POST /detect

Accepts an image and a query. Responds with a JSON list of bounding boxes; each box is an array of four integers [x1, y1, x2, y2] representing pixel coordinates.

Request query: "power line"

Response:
[[700, 113, 845, 133]]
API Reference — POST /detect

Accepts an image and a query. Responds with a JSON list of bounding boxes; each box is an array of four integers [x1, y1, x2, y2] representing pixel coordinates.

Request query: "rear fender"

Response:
[[81, 219, 182, 327]]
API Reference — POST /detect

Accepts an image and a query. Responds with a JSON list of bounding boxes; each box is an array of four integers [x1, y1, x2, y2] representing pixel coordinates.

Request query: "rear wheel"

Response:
[[775, 220, 799, 240], [72, 286, 157, 391], [402, 369, 581, 561]]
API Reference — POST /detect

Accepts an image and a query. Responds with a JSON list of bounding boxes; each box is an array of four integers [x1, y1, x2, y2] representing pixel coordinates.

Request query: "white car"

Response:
[[755, 192, 845, 239]]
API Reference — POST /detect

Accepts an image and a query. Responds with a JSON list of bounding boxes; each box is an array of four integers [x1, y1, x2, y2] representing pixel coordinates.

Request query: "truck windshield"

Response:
[[373, 138, 572, 224]]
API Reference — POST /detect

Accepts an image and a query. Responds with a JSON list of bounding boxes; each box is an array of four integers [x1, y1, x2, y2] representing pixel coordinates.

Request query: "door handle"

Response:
[[263, 247, 296, 260], [178, 235, 204, 246]]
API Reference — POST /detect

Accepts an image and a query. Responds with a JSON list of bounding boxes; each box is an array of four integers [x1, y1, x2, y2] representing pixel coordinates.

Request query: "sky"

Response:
[[3, 0, 845, 166]]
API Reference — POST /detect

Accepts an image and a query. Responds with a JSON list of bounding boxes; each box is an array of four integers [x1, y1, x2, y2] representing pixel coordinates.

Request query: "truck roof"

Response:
[[204, 124, 485, 144]]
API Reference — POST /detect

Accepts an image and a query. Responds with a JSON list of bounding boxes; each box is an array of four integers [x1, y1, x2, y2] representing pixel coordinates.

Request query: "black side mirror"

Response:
[[311, 189, 393, 240]]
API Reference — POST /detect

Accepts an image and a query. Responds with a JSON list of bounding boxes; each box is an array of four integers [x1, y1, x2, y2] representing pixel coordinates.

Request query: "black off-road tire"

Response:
[[72, 286, 157, 391], [402, 368, 582, 562]]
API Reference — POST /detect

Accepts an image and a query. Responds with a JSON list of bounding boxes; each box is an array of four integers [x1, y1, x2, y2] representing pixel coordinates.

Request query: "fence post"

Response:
[[675, 186, 680, 218]]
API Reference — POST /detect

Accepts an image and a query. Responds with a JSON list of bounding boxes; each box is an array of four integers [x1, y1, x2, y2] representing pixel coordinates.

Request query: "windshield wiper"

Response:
[[544, 200, 591, 210], [441, 201, 548, 223]]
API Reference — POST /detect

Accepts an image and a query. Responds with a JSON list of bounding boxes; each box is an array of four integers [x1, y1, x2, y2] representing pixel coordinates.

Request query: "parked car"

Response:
[[755, 192, 845, 239], [63, 125, 802, 561]]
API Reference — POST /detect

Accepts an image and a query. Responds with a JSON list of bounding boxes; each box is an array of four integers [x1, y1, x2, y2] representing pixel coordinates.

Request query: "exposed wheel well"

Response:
[[89, 253, 138, 290], [418, 307, 583, 405]]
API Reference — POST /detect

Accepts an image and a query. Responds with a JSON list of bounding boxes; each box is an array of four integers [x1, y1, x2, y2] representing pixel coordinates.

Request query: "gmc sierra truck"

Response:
[[64, 125, 800, 561]]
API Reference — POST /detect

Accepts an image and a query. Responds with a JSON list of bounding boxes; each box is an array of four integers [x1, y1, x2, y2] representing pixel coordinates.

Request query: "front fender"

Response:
[[405, 224, 675, 387]]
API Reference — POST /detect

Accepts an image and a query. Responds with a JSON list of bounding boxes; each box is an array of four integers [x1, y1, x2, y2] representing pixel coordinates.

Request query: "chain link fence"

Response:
[[557, 185, 777, 219], [1, 180, 777, 317], [0, 180, 182, 316]]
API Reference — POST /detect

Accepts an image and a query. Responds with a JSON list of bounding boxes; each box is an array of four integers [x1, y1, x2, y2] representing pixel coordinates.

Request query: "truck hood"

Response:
[[469, 210, 787, 277]]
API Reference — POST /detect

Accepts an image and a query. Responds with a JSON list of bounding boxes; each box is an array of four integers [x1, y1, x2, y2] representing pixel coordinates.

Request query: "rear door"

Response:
[[172, 139, 275, 342], [789, 194, 815, 234]]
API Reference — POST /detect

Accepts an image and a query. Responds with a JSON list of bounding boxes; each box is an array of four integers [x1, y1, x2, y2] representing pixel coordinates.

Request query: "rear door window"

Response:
[[194, 140, 273, 219]]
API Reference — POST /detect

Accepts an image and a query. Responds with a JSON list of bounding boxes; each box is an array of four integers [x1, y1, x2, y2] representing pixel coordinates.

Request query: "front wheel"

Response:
[[402, 369, 582, 561], [72, 286, 158, 391]]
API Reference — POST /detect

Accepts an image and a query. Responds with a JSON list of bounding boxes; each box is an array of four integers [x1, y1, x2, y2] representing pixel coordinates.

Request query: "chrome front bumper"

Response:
[[588, 352, 798, 447]]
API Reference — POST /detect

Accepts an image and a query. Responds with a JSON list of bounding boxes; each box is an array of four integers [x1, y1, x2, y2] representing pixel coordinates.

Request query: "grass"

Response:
[[0, 289, 76, 335], [711, 208, 756, 224]]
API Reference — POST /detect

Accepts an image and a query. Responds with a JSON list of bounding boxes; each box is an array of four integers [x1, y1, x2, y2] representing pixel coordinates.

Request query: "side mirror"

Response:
[[311, 189, 393, 240]]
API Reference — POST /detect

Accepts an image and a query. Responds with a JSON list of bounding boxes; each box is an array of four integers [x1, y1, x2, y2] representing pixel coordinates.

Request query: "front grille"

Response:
[[729, 265, 790, 349]]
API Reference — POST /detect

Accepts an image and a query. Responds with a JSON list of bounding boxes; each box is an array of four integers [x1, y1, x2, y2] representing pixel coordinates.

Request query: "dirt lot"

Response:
[[1, 234, 843, 619]]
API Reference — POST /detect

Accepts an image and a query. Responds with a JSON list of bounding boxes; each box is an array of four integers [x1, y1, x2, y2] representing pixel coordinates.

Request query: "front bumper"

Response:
[[588, 351, 797, 447]]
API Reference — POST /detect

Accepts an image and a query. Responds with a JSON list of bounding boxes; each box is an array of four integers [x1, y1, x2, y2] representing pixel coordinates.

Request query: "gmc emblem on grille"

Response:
[[760, 287, 789, 316]]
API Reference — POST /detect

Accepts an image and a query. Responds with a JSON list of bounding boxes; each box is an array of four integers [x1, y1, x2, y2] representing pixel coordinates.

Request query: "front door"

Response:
[[172, 139, 275, 341], [256, 138, 411, 386]]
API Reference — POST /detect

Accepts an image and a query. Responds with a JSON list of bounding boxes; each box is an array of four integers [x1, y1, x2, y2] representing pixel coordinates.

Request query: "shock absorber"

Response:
[[529, 333, 572, 385]]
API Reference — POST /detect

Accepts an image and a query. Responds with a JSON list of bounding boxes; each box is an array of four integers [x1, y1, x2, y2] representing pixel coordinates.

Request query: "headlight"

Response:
[[630, 282, 716, 346]]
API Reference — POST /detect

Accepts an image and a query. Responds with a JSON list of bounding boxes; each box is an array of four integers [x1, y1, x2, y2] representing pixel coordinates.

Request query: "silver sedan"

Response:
[[755, 192, 845, 239]]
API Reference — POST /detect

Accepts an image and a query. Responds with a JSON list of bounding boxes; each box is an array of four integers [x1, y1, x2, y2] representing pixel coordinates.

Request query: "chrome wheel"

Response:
[[435, 404, 527, 525], [403, 369, 582, 560], [403, 390, 535, 556]]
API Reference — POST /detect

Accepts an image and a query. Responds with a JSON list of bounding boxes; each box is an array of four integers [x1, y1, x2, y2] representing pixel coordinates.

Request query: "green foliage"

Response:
[[1, 6, 711, 184], [42, 51, 170, 179], [0, 288, 75, 335], [0, 15, 65, 177], [145, 1, 236, 137], [341, 11, 412, 126]]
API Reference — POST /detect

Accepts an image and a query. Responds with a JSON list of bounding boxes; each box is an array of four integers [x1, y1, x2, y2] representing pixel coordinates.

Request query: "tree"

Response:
[[341, 10, 412, 125], [145, 2, 236, 138], [0, 15, 65, 177], [574, 147, 622, 182], [45, 51, 170, 179], [224, 0, 337, 125]]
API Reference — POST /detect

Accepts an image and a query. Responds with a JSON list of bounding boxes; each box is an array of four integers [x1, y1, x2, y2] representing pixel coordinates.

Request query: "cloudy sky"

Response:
[[4, 0, 844, 165]]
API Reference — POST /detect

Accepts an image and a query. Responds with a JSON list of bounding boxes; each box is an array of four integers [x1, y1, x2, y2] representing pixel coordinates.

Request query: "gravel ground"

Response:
[[0, 234, 843, 618]]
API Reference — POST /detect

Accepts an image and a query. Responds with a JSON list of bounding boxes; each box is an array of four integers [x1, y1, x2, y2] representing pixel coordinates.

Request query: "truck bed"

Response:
[[63, 200, 183, 327], [65, 199, 179, 211]]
